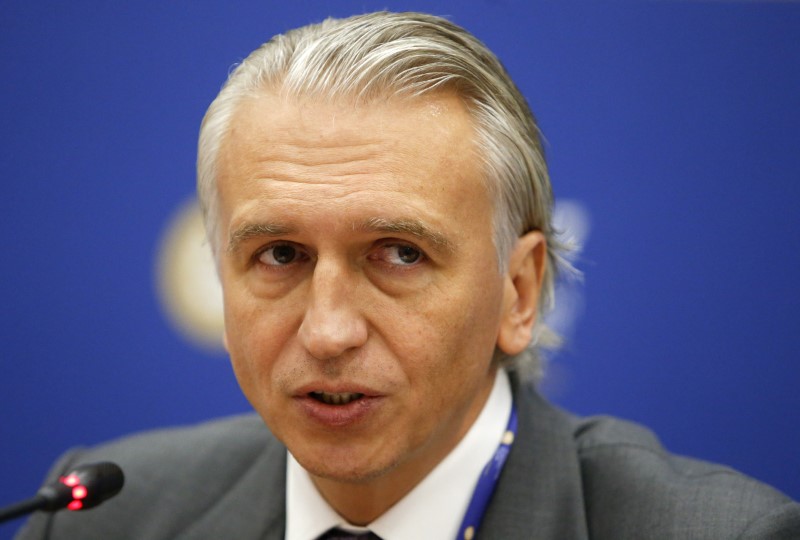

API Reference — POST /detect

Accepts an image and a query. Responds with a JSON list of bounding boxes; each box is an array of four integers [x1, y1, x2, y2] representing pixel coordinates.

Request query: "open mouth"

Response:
[[309, 391, 365, 405]]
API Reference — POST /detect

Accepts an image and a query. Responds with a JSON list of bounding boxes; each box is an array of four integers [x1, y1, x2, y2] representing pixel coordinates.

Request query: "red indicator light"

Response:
[[67, 500, 83, 511], [72, 486, 88, 500], [62, 474, 80, 487]]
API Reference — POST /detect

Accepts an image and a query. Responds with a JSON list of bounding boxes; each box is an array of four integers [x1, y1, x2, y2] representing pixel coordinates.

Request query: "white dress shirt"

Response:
[[285, 369, 513, 540]]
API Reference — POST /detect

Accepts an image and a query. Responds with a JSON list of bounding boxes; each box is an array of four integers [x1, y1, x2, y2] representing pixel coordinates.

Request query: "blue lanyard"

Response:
[[455, 402, 518, 540]]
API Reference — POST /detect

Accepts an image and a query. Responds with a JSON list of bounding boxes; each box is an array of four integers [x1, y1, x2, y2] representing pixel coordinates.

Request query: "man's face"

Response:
[[216, 90, 520, 488]]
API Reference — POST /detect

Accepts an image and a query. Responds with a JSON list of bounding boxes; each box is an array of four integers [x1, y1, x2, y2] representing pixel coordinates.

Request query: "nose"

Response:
[[297, 259, 368, 361]]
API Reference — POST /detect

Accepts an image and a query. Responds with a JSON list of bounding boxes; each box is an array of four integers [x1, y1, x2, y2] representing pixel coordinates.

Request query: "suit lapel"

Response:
[[479, 377, 589, 539]]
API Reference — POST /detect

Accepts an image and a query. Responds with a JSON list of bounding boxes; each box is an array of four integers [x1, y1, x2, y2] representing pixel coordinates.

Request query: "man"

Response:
[[17, 11, 800, 540]]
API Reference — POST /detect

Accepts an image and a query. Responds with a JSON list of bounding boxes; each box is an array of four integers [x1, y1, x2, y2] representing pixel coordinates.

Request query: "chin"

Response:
[[294, 444, 402, 484]]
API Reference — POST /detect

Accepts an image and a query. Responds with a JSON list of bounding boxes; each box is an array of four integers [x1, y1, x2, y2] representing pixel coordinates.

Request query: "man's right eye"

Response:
[[257, 244, 305, 266]]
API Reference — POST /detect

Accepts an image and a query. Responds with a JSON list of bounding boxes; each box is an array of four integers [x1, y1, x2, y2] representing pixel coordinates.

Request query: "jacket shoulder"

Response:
[[16, 414, 285, 540], [68, 413, 278, 495], [574, 415, 800, 539], [79, 413, 274, 469]]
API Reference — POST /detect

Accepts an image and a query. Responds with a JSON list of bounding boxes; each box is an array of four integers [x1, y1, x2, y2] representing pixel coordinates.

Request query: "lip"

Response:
[[293, 382, 383, 397], [293, 383, 385, 428]]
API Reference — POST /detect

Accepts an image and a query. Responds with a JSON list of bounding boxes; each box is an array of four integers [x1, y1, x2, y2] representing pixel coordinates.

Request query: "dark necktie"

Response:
[[317, 527, 382, 539]]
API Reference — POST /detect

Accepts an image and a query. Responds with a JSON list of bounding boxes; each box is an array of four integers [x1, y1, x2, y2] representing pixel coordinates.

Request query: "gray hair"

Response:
[[197, 11, 573, 378]]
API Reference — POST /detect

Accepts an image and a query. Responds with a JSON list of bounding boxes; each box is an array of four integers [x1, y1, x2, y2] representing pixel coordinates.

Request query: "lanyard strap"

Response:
[[455, 401, 518, 540]]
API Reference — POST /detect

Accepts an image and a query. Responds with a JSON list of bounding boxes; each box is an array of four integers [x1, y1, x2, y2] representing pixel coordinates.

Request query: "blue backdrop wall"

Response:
[[2, 1, 798, 536]]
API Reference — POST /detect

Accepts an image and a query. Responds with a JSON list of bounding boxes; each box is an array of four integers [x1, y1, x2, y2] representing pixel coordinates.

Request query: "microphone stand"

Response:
[[0, 494, 53, 524]]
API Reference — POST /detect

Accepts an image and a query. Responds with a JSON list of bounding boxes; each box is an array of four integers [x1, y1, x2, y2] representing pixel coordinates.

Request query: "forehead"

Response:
[[215, 90, 493, 245], [219, 90, 476, 168]]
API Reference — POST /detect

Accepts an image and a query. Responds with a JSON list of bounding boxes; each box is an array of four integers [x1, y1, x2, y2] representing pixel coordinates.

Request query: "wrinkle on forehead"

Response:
[[216, 90, 487, 248]]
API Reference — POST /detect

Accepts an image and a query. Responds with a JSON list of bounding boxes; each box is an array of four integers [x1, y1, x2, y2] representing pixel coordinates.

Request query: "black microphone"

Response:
[[0, 462, 124, 524]]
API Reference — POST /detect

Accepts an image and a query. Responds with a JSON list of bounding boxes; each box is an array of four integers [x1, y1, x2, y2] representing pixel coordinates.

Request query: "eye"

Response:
[[372, 243, 426, 266], [256, 243, 308, 267], [394, 245, 422, 264]]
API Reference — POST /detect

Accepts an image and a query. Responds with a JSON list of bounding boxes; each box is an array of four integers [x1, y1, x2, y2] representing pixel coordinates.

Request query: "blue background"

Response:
[[2, 1, 798, 536]]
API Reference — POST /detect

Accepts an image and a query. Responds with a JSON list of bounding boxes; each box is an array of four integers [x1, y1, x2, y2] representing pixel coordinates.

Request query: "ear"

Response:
[[497, 231, 547, 356]]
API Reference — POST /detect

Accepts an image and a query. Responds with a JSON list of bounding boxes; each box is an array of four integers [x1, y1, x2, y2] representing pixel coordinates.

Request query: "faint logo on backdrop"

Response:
[[156, 199, 225, 350], [540, 198, 590, 397], [154, 198, 590, 367], [545, 198, 590, 340]]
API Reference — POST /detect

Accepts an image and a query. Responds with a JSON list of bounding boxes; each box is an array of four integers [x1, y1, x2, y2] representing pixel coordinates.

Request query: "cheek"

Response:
[[433, 277, 504, 341], [381, 284, 502, 381], [223, 289, 296, 391]]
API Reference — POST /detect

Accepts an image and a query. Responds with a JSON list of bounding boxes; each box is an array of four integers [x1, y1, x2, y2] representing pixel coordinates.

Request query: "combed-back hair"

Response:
[[197, 11, 574, 379]]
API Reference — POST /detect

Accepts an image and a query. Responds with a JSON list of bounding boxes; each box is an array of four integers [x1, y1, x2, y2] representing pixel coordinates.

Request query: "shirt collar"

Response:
[[285, 369, 512, 540]]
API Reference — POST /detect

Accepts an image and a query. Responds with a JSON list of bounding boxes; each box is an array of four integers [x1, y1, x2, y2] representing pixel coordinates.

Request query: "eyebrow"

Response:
[[359, 217, 455, 254], [227, 222, 295, 254], [226, 217, 455, 255]]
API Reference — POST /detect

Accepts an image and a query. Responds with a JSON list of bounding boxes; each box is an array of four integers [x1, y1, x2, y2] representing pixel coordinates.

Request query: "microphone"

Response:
[[0, 462, 124, 524]]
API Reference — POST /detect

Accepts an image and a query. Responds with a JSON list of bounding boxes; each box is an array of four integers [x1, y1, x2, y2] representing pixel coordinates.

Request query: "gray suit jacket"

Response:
[[16, 383, 800, 539]]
